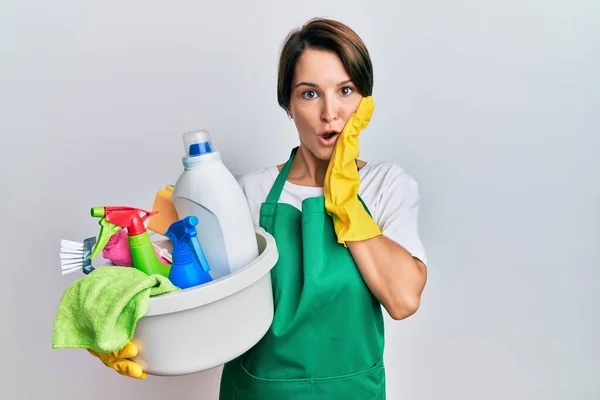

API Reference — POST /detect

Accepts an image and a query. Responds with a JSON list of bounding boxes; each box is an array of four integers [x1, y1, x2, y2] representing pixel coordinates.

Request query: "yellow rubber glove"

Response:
[[88, 341, 147, 380], [324, 96, 382, 246]]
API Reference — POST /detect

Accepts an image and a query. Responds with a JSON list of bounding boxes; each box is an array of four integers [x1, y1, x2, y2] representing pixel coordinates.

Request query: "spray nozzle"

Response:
[[183, 129, 213, 157], [88, 206, 157, 260], [165, 216, 211, 272]]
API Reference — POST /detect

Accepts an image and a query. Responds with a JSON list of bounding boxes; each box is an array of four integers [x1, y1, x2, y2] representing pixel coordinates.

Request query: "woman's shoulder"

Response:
[[357, 160, 422, 216], [359, 160, 419, 191], [235, 165, 279, 194]]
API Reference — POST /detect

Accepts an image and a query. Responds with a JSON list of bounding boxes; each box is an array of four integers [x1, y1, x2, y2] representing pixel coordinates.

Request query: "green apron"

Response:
[[219, 147, 386, 399]]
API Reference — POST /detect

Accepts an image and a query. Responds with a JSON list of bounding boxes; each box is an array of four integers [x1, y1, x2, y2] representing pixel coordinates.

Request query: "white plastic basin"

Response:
[[130, 226, 278, 376]]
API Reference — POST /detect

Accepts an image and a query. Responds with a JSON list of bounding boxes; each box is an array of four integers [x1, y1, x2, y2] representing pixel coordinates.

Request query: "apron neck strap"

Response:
[[265, 147, 297, 204], [265, 146, 360, 204]]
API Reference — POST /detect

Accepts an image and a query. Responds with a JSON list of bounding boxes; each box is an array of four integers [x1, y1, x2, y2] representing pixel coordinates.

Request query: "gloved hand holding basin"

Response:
[[88, 342, 147, 380]]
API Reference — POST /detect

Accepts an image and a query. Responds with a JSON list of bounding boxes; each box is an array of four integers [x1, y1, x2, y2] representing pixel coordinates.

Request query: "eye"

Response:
[[340, 86, 354, 96], [302, 90, 319, 100]]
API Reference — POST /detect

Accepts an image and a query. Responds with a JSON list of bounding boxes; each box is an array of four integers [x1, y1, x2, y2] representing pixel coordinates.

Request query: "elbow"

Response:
[[387, 295, 421, 321]]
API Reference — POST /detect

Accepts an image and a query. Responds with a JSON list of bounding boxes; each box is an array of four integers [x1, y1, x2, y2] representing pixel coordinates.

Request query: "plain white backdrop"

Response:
[[1, 1, 598, 399]]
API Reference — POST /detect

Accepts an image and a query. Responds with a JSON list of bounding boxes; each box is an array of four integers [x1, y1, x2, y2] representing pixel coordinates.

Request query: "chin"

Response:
[[300, 142, 333, 161], [313, 147, 334, 161]]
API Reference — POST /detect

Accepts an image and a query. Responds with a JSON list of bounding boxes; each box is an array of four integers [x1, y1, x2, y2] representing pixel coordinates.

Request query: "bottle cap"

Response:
[[183, 129, 213, 156]]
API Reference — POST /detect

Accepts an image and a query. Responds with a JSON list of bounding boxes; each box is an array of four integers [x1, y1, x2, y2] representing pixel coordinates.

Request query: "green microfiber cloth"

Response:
[[52, 266, 179, 354]]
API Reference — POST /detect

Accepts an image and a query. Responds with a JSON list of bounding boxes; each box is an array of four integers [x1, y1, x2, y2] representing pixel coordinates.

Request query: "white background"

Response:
[[1, 1, 598, 399]]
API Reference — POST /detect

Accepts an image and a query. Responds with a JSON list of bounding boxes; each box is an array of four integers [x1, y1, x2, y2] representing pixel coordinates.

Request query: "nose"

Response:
[[320, 95, 339, 123]]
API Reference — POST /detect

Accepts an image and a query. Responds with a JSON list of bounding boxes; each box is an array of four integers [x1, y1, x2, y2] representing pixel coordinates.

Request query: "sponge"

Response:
[[148, 185, 180, 235]]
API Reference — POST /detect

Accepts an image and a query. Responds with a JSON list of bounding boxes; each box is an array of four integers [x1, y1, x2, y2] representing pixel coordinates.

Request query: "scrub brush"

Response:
[[59, 237, 97, 275]]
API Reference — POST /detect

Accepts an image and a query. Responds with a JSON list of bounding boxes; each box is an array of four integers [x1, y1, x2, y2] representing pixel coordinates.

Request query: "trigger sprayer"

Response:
[[89, 206, 171, 278], [165, 216, 213, 289]]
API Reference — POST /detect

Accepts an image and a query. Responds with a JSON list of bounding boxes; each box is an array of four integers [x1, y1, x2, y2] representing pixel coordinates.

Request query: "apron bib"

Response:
[[220, 148, 386, 400]]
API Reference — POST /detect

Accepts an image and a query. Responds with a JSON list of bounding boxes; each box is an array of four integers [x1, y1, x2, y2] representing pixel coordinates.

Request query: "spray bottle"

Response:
[[165, 216, 213, 289], [89, 206, 171, 278]]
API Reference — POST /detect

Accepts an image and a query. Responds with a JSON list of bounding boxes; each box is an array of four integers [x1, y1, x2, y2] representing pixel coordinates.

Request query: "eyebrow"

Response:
[[294, 79, 353, 89]]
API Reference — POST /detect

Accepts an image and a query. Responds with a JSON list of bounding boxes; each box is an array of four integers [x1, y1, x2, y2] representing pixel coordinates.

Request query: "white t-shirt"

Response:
[[235, 161, 428, 266]]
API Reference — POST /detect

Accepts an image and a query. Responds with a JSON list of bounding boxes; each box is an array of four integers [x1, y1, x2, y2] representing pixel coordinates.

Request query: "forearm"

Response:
[[347, 235, 427, 320]]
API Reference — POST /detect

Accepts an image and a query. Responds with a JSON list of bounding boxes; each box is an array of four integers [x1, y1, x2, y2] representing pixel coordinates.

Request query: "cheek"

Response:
[[346, 97, 362, 115], [340, 99, 362, 123], [291, 104, 318, 133], [294, 117, 313, 139]]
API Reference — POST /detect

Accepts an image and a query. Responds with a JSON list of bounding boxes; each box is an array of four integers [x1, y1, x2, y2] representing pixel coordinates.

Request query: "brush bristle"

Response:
[[59, 237, 96, 274], [61, 266, 83, 275], [61, 259, 82, 266], [60, 248, 84, 253], [60, 253, 83, 259], [61, 239, 85, 250]]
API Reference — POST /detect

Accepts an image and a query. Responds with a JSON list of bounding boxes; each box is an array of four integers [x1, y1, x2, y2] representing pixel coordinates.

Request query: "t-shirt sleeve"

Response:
[[375, 166, 428, 266], [234, 170, 266, 227]]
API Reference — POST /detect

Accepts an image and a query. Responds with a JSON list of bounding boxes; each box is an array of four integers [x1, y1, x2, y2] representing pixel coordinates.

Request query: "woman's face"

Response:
[[288, 48, 362, 161]]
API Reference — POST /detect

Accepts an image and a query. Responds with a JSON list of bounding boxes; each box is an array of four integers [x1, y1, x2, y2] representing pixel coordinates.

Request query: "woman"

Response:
[[91, 17, 428, 399], [219, 17, 428, 399]]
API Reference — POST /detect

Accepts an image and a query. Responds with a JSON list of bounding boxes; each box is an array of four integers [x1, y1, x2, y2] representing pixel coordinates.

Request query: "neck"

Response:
[[287, 145, 329, 187]]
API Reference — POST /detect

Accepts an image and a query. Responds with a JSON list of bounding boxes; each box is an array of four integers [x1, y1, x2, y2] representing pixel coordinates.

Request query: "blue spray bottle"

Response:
[[165, 216, 213, 289]]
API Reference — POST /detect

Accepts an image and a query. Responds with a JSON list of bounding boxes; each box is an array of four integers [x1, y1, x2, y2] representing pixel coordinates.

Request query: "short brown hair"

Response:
[[277, 18, 374, 112]]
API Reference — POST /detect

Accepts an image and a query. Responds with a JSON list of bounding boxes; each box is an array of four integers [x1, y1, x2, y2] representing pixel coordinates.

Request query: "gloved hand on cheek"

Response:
[[324, 96, 382, 245]]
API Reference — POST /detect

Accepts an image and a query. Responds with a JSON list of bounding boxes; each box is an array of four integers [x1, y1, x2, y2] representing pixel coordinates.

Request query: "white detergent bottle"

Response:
[[171, 129, 259, 280]]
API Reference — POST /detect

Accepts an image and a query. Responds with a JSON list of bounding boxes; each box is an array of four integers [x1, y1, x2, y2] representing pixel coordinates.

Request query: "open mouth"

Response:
[[318, 131, 340, 146], [321, 131, 338, 140]]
